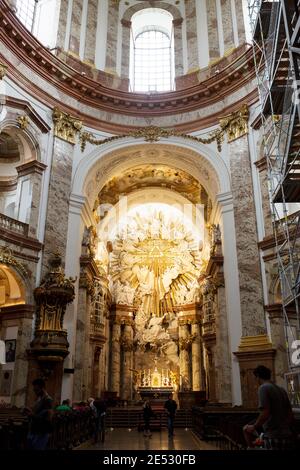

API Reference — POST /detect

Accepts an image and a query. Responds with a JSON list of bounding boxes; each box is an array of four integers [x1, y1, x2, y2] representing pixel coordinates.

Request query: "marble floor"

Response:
[[85, 429, 218, 451]]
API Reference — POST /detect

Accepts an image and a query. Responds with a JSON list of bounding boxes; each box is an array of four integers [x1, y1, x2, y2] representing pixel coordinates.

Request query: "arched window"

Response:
[[16, 0, 58, 48], [130, 9, 175, 92], [16, 0, 38, 32]]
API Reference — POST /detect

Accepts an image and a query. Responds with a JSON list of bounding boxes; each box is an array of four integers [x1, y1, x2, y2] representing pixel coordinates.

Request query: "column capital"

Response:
[[219, 104, 249, 143], [173, 18, 183, 27], [121, 19, 132, 28], [52, 107, 82, 144]]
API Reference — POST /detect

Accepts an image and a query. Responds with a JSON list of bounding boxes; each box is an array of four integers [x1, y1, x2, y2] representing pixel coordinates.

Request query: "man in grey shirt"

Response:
[[243, 365, 294, 449]]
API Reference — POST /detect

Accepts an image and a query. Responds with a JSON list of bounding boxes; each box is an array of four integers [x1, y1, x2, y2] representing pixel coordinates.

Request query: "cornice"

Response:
[[0, 227, 43, 253], [4, 96, 50, 133], [0, 2, 258, 130], [16, 160, 47, 176]]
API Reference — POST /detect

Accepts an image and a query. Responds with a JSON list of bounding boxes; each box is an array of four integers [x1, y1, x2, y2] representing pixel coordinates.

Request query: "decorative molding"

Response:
[[0, 245, 28, 276], [17, 114, 29, 130], [0, 5, 256, 121], [237, 334, 273, 352], [0, 61, 7, 79], [16, 160, 47, 177], [3, 96, 50, 133], [219, 104, 249, 142], [30, 253, 75, 361], [52, 107, 82, 144], [255, 156, 268, 172], [80, 105, 249, 152], [173, 18, 183, 27], [0, 303, 35, 321], [121, 19, 131, 28]]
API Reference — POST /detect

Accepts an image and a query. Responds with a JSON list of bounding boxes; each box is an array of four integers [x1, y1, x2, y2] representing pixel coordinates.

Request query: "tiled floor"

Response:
[[86, 429, 217, 451]]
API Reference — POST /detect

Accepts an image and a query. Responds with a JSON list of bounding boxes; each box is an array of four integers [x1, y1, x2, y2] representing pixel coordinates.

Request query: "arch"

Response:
[[0, 120, 41, 163], [72, 138, 230, 209], [98, 186, 207, 245], [122, 2, 182, 23], [0, 260, 32, 306]]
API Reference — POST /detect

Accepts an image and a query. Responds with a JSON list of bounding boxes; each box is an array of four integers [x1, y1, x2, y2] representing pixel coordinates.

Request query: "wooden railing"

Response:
[[0, 407, 95, 450], [0, 213, 29, 236]]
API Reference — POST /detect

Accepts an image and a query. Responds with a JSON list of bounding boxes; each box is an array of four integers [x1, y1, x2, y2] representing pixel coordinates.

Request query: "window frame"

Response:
[[132, 25, 174, 93]]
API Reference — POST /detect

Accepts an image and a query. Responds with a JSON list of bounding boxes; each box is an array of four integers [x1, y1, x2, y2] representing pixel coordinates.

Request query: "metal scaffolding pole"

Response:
[[248, 0, 300, 406]]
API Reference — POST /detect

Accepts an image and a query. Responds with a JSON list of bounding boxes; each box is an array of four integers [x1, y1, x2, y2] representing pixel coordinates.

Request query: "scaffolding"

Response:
[[248, 0, 300, 405]]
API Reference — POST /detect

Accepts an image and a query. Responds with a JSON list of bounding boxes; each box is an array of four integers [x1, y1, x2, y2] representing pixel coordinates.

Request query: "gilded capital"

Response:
[[52, 107, 82, 144], [0, 63, 7, 80], [219, 104, 249, 143]]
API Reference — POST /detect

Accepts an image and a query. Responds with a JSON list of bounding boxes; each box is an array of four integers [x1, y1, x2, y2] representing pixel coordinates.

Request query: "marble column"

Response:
[[105, 0, 119, 73], [11, 308, 34, 407], [228, 134, 266, 337], [173, 19, 184, 77], [121, 323, 133, 400], [191, 322, 203, 391], [206, 0, 220, 60], [179, 323, 191, 389], [73, 286, 91, 402], [234, 0, 246, 44], [56, 0, 69, 50], [221, 0, 235, 52], [207, 345, 217, 401], [42, 132, 76, 275], [110, 322, 121, 395], [121, 20, 131, 79], [84, 0, 98, 64], [69, 0, 83, 56], [267, 306, 289, 387], [16, 161, 47, 239], [215, 285, 232, 403], [184, 0, 199, 71], [255, 157, 273, 237]]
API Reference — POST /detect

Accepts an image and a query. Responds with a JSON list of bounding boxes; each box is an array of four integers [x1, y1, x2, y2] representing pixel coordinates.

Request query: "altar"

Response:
[[136, 366, 177, 389], [138, 387, 174, 403]]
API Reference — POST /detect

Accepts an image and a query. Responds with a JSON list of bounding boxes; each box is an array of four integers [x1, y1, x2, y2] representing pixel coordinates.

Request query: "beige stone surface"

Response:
[[105, 0, 119, 72], [206, 0, 220, 60], [69, 0, 83, 55], [215, 286, 232, 402], [84, 0, 98, 64], [57, 0, 69, 49], [221, 0, 235, 51], [111, 323, 121, 394], [11, 317, 33, 407], [185, 0, 198, 71]]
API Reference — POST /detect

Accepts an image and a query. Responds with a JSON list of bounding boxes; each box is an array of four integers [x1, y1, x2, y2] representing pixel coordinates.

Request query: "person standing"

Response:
[[25, 378, 53, 450], [164, 393, 177, 438], [243, 365, 295, 449], [143, 401, 155, 437], [94, 397, 107, 443]]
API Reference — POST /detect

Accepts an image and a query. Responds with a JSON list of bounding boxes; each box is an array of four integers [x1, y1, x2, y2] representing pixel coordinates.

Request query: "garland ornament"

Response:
[[79, 104, 249, 152]]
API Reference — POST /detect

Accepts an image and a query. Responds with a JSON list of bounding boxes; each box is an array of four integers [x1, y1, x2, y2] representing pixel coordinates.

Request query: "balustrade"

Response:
[[0, 213, 29, 236]]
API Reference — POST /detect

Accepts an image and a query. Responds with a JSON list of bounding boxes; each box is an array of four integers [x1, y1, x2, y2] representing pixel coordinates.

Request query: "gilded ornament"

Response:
[[79, 105, 249, 152], [52, 107, 82, 144], [0, 246, 28, 276], [30, 253, 76, 361], [17, 115, 29, 130], [0, 63, 7, 80], [219, 104, 249, 142]]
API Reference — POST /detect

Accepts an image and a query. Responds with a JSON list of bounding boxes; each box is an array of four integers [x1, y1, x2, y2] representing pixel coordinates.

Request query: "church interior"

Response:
[[0, 0, 300, 452]]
